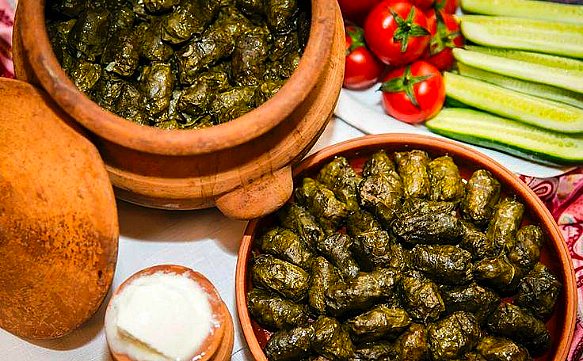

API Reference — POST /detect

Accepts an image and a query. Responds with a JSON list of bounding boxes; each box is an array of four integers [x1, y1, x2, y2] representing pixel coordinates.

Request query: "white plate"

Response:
[[335, 88, 573, 178]]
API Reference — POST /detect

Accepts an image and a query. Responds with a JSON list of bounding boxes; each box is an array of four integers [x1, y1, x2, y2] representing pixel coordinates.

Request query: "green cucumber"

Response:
[[457, 63, 583, 109], [460, 16, 583, 59], [426, 109, 583, 165], [444, 72, 583, 133], [453, 48, 583, 93], [461, 0, 583, 25], [464, 46, 583, 72]]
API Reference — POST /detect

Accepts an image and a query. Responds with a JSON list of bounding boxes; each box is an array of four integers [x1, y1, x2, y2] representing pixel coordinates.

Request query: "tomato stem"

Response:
[[380, 65, 432, 108], [391, 7, 430, 53]]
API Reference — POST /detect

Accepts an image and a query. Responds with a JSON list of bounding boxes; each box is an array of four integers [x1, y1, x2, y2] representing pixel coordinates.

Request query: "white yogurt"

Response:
[[105, 271, 215, 361]]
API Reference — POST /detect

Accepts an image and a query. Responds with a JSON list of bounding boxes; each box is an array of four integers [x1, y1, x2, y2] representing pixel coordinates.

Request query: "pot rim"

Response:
[[235, 134, 577, 361], [18, 0, 337, 156]]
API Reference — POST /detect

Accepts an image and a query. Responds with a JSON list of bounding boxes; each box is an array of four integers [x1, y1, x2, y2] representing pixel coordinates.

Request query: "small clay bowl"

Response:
[[106, 265, 233, 361], [235, 134, 577, 361]]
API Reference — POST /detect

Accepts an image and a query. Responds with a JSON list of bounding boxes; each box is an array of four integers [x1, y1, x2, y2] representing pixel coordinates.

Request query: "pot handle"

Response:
[[215, 166, 293, 220]]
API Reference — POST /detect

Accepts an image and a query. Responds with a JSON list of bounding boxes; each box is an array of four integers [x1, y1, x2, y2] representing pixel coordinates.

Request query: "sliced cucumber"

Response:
[[444, 72, 583, 133], [461, 16, 583, 59], [453, 48, 583, 93], [464, 46, 583, 72], [426, 109, 583, 165], [461, 0, 583, 25], [457, 63, 583, 109]]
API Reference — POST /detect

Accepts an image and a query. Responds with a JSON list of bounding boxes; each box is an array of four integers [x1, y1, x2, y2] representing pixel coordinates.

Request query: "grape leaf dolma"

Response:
[[476, 336, 532, 361], [440, 282, 500, 324], [350, 341, 394, 361], [265, 0, 299, 33], [232, 26, 271, 86], [309, 257, 342, 315], [177, 70, 230, 121], [326, 268, 401, 316], [68, 9, 110, 61], [69, 60, 102, 92], [459, 220, 500, 261], [486, 198, 525, 251], [428, 311, 482, 360], [295, 178, 349, 230], [515, 263, 562, 320], [256, 227, 314, 270], [395, 150, 431, 199], [317, 157, 362, 212], [411, 245, 473, 285], [47, 19, 77, 72], [394, 323, 430, 361], [428, 156, 465, 202], [251, 254, 310, 302], [347, 210, 407, 272], [265, 324, 315, 361], [140, 62, 175, 117], [392, 207, 462, 245], [211, 86, 256, 123], [161, 0, 219, 44], [346, 304, 411, 343], [400, 271, 445, 323], [461, 170, 501, 227], [247, 289, 309, 331], [101, 30, 140, 77], [474, 254, 523, 294], [139, 21, 174, 62], [486, 302, 551, 356], [315, 233, 360, 280], [311, 316, 355, 361], [358, 151, 404, 226], [508, 225, 545, 273], [278, 203, 324, 249]]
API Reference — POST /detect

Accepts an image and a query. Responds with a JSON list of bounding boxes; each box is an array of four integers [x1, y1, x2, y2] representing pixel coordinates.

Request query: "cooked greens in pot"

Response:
[[46, 0, 309, 129], [246, 150, 560, 360]]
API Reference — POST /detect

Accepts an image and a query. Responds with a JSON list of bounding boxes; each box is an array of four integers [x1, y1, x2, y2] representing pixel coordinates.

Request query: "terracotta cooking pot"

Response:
[[13, 0, 345, 219], [236, 134, 577, 361]]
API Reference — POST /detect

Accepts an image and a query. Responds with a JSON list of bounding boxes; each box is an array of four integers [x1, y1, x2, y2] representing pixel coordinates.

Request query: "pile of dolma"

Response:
[[248, 150, 562, 361], [45, 0, 309, 129]]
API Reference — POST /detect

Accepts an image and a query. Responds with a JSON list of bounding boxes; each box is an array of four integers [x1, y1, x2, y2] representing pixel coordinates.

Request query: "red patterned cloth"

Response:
[[1, 2, 582, 359]]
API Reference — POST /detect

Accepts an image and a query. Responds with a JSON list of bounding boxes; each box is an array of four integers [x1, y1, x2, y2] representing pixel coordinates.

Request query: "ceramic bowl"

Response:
[[12, 0, 345, 219], [236, 134, 577, 361]]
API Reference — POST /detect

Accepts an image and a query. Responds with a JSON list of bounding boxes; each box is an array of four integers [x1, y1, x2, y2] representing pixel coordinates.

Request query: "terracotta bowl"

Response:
[[12, 0, 345, 219], [236, 134, 577, 361], [105, 265, 234, 361]]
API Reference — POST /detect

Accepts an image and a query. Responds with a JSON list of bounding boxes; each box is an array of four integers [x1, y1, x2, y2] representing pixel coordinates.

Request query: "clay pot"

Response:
[[106, 265, 234, 361], [236, 134, 577, 361], [13, 0, 345, 219]]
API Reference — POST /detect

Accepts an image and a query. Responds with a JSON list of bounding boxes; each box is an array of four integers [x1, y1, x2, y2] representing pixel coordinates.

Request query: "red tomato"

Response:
[[423, 10, 464, 71], [338, 0, 383, 26], [364, 2, 431, 66], [344, 25, 385, 90], [434, 0, 459, 14], [380, 60, 445, 124], [411, 0, 435, 10]]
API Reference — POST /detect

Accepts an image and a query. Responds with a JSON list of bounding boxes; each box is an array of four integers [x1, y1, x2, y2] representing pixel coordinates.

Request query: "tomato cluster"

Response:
[[341, 0, 462, 124]]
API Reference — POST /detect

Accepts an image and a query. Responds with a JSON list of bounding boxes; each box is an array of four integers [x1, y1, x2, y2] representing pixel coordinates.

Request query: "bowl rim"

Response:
[[235, 133, 577, 361], [17, 0, 337, 156]]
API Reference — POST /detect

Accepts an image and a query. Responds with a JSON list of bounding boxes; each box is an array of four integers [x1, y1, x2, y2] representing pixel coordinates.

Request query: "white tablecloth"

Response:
[[0, 117, 364, 361]]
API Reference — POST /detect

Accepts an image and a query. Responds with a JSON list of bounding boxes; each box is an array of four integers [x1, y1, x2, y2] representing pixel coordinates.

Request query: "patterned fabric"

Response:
[[1, 2, 582, 359]]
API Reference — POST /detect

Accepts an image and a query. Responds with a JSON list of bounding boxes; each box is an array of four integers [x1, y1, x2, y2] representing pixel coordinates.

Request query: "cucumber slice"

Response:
[[461, 0, 583, 25], [444, 72, 583, 133], [457, 63, 583, 109], [461, 16, 583, 59], [426, 109, 583, 165], [464, 46, 583, 73], [453, 48, 583, 93]]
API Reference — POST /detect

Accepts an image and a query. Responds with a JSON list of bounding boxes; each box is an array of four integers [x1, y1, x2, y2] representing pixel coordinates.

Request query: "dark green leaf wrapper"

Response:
[[440, 282, 500, 325], [395, 150, 431, 199], [295, 178, 349, 230], [508, 225, 545, 273], [515, 263, 561, 320], [460, 220, 500, 261], [486, 198, 525, 252], [486, 303, 551, 356], [279, 204, 324, 249], [265, 324, 315, 361], [428, 156, 466, 202], [346, 304, 411, 343], [247, 289, 310, 331], [394, 323, 430, 361], [474, 254, 523, 293], [461, 170, 501, 227], [476, 336, 532, 361], [400, 271, 445, 323], [309, 257, 342, 315], [317, 157, 363, 212], [350, 341, 394, 361], [315, 234, 360, 280], [257, 227, 314, 270], [311, 317, 355, 361], [411, 244, 473, 285], [428, 311, 482, 360], [251, 254, 310, 302]]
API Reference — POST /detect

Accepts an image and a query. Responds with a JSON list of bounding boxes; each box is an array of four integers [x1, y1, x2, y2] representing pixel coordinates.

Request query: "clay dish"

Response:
[[0, 79, 118, 339], [236, 134, 577, 361], [106, 265, 233, 361]]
